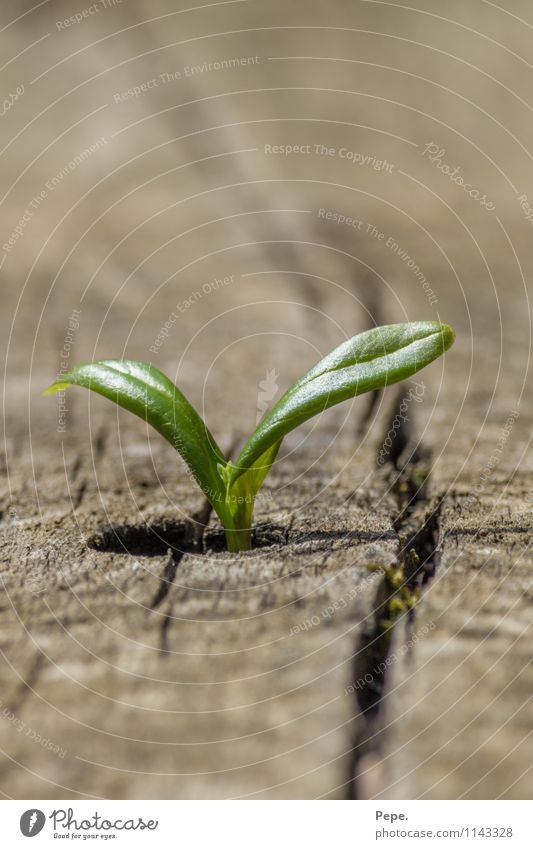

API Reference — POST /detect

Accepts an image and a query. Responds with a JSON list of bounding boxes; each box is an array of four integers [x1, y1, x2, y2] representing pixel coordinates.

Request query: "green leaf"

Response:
[[230, 322, 454, 485], [44, 360, 227, 509], [216, 441, 281, 552], [228, 440, 281, 503]]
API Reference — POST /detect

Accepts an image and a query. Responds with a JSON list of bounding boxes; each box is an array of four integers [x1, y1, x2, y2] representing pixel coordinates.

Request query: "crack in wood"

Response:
[[87, 520, 190, 557], [445, 525, 533, 538], [73, 480, 87, 510], [355, 278, 385, 439], [93, 426, 107, 465], [7, 652, 45, 715], [149, 549, 184, 610], [150, 500, 213, 654], [70, 454, 83, 482]]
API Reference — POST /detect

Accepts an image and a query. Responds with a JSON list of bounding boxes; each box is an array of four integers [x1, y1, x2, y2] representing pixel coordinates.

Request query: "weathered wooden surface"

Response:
[[1, 0, 533, 799], [1, 364, 399, 799], [365, 342, 533, 800]]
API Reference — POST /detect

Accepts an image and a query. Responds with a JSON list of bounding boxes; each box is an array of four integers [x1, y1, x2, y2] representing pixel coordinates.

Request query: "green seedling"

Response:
[[44, 321, 454, 552]]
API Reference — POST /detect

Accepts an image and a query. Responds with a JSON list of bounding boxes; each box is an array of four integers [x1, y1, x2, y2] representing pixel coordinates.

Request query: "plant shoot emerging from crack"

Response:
[[44, 322, 455, 552]]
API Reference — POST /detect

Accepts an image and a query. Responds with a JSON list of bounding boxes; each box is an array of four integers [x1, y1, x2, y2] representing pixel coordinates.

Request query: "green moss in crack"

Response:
[[378, 557, 420, 632]]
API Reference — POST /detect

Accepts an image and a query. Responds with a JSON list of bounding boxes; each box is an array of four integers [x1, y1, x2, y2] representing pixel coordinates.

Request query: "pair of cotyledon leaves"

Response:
[[44, 322, 454, 547]]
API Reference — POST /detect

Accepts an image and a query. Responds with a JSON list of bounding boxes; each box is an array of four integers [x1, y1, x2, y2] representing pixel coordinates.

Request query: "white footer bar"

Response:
[[3, 800, 530, 847]]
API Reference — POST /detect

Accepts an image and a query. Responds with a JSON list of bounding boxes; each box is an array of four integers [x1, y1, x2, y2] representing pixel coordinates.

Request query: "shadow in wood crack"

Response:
[[291, 529, 397, 548], [204, 522, 289, 552], [346, 383, 443, 799], [88, 518, 290, 557], [87, 521, 191, 557]]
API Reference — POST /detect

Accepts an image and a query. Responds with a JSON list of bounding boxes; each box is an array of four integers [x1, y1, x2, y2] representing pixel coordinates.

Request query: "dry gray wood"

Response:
[[1, 0, 533, 800], [1, 389, 398, 799], [359, 296, 533, 800]]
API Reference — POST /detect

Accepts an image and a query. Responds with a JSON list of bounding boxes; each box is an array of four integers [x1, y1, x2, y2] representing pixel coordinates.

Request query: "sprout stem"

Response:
[[223, 496, 254, 552]]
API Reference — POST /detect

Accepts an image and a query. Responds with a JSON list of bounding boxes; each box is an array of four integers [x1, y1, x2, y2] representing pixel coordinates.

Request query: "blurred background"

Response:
[[3, 0, 532, 419]]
